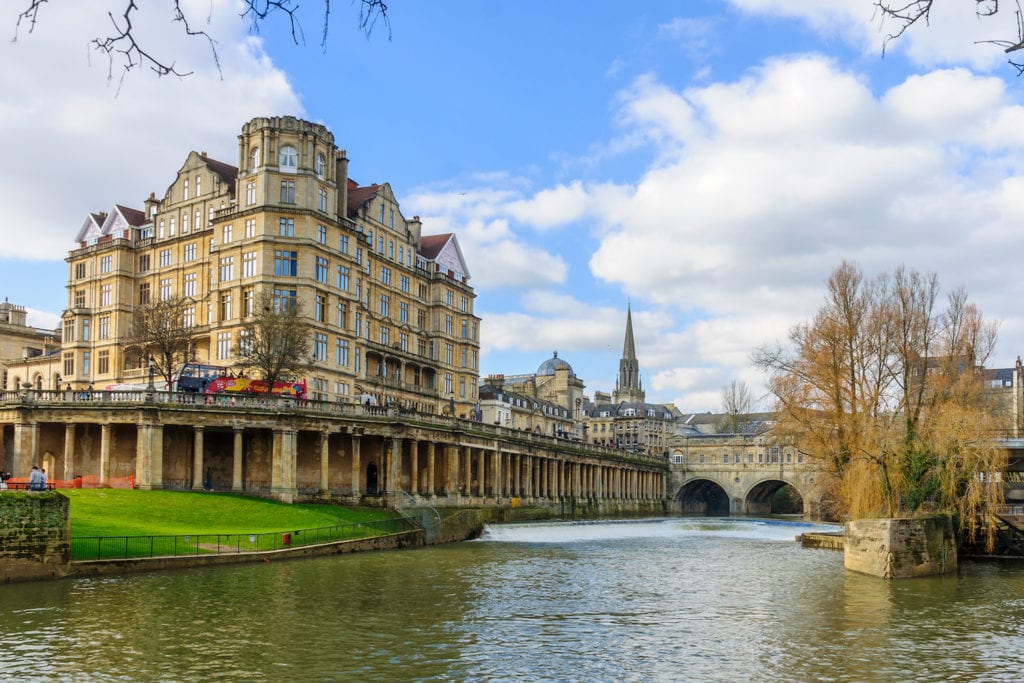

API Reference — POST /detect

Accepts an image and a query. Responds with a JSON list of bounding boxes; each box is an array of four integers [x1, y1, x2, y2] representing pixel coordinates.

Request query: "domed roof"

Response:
[[537, 351, 574, 377]]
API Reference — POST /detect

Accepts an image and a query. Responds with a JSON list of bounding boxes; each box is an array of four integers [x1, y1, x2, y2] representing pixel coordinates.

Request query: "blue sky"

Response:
[[4, 1, 1024, 411]]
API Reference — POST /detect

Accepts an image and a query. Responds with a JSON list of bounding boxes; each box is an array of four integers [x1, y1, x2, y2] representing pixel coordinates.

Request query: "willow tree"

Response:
[[754, 261, 1007, 549]]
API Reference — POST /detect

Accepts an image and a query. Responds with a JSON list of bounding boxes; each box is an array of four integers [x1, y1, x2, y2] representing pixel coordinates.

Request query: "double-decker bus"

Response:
[[174, 363, 307, 399]]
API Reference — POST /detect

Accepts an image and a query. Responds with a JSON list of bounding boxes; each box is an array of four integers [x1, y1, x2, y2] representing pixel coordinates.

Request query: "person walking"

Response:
[[40, 468, 48, 490]]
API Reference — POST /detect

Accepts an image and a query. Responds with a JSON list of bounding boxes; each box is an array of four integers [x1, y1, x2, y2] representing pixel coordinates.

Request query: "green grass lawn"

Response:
[[64, 489, 398, 537]]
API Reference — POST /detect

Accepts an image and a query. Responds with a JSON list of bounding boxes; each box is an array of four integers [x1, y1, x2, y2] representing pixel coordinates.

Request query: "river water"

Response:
[[2, 517, 1023, 682]]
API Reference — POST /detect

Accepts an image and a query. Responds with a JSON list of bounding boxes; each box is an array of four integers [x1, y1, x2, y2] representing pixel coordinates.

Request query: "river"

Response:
[[2, 517, 1023, 681]]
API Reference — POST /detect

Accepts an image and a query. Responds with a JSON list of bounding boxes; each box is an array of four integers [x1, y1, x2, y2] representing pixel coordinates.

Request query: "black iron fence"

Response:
[[71, 517, 417, 561]]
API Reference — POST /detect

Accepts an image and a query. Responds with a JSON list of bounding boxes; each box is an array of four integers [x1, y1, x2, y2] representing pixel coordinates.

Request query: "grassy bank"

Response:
[[63, 489, 397, 537]]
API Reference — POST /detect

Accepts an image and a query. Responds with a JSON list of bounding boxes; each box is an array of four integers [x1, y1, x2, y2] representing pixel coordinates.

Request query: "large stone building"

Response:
[[480, 351, 583, 437], [61, 116, 480, 414], [0, 300, 60, 391]]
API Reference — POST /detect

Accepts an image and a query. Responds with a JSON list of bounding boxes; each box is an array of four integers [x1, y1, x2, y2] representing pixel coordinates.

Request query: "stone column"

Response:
[[135, 423, 164, 490], [13, 421, 39, 479], [512, 453, 521, 497], [99, 423, 111, 486], [271, 429, 297, 502], [386, 436, 403, 495], [445, 444, 459, 495], [232, 429, 244, 492], [350, 433, 362, 496], [63, 424, 76, 482], [462, 447, 472, 497], [476, 449, 485, 497], [319, 429, 330, 492], [426, 442, 436, 496], [410, 441, 419, 495], [491, 450, 501, 497], [191, 426, 205, 490]]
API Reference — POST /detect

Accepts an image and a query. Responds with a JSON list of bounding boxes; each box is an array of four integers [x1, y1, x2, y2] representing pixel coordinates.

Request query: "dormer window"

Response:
[[279, 145, 297, 173]]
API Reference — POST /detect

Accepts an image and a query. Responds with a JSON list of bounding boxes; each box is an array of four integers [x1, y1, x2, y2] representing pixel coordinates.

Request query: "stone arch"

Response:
[[676, 477, 730, 515], [745, 478, 804, 515]]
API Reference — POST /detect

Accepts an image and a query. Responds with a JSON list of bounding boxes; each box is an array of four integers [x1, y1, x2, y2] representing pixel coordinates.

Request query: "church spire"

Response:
[[613, 304, 645, 403]]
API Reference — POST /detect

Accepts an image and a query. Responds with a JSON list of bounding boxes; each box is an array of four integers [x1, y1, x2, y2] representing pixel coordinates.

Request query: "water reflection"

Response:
[[1, 518, 1022, 681]]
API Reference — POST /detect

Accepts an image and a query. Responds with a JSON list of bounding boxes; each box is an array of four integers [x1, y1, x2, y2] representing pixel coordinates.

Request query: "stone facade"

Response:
[[0, 301, 60, 391], [0, 492, 71, 583]]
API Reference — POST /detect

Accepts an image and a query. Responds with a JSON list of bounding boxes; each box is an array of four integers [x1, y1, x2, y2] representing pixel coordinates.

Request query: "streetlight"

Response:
[[147, 355, 155, 391]]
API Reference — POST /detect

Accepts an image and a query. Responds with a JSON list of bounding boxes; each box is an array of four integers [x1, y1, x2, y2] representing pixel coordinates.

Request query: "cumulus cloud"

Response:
[[0, 0, 301, 260]]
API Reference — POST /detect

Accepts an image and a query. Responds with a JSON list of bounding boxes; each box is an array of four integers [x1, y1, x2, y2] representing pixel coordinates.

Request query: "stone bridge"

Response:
[[667, 461, 827, 517]]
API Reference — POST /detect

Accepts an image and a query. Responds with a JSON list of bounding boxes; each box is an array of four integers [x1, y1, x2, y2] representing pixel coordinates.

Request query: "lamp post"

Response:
[[147, 355, 155, 391]]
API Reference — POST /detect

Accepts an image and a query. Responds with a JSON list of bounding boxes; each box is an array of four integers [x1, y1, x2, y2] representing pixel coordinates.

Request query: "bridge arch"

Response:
[[676, 478, 730, 515], [744, 479, 804, 515]]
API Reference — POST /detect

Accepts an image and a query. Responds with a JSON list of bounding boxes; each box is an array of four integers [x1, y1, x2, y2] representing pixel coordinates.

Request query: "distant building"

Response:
[[0, 299, 60, 391], [59, 116, 480, 412], [481, 351, 584, 438]]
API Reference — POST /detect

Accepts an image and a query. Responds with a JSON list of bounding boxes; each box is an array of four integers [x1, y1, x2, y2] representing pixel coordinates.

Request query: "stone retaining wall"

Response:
[[845, 516, 957, 578], [0, 492, 71, 583]]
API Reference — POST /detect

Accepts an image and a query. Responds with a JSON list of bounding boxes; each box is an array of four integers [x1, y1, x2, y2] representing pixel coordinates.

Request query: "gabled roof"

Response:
[[419, 233, 471, 281], [74, 204, 147, 245], [347, 180, 380, 216], [200, 154, 238, 187]]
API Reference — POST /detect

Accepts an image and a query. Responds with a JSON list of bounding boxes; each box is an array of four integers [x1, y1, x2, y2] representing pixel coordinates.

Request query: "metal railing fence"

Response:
[[71, 516, 417, 561]]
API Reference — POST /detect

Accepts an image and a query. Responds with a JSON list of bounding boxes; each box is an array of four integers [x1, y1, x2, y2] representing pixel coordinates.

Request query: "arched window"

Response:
[[315, 154, 325, 178], [250, 147, 261, 171], [279, 145, 298, 172]]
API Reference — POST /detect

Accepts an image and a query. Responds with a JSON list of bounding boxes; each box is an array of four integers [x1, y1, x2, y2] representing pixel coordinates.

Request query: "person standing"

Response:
[[40, 468, 48, 490], [28, 465, 43, 491]]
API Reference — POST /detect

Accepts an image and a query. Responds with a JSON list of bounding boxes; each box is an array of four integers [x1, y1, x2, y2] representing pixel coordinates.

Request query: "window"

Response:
[[159, 249, 172, 267], [195, 175, 201, 197], [98, 350, 109, 375], [238, 329, 252, 356], [336, 302, 347, 329], [461, 319, 468, 339], [273, 288, 297, 312], [82, 351, 90, 376], [80, 318, 91, 341], [388, 241, 394, 259], [315, 293, 326, 322], [337, 265, 349, 291], [217, 332, 232, 360], [379, 203, 385, 222], [196, 210, 202, 230], [223, 224, 233, 243], [340, 235, 349, 254], [445, 315, 453, 335], [183, 243, 197, 262], [100, 256, 112, 273], [446, 290, 454, 306], [100, 284, 112, 307], [318, 188, 328, 212], [169, 217, 175, 236], [74, 290, 85, 308], [183, 272, 196, 297], [355, 312, 362, 337], [336, 338, 349, 366], [220, 293, 231, 321], [183, 306, 195, 328], [378, 236, 384, 254], [399, 332, 409, 351], [316, 153, 326, 177], [63, 352, 74, 376], [400, 275, 410, 293], [317, 224, 327, 244], [246, 181, 256, 205], [279, 145, 298, 172], [98, 315, 110, 339], [279, 217, 294, 236], [389, 209, 394, 228], [243, 289, 254, 317], [251, 147, 260, 170], [280, 180, 295, 204], [219, 256, 234, 282], [158, 220, 165, 239], [139, 283, 150, 305], [313, 333, 328, 362], [182, 213, 189, 234], [315, 256, 329, 283], [380, 266, 391, 284], [245, 218, 256, 238], [159, 279, 172, 301], [399, 302, 408, 323], [445, 343, 453, 364], [417, 309, 427, 329], [74, 263, 86, 279], [243, 252, 257, 278], [379, 294, 390, 317], [460, 296, 469, 312], [274, 251, 298, 276], [461, 348, 467, 368]]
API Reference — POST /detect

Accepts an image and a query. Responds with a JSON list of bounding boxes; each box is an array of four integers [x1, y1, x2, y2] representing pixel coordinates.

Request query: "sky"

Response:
[[4, 0, 1024, 412]]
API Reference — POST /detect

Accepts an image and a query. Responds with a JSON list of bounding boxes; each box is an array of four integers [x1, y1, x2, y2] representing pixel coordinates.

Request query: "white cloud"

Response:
[[0, 1, 301, 260]]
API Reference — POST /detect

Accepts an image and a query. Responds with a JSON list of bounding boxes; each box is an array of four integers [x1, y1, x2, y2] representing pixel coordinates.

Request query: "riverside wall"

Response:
[[0, 492, 71, 583], [844, 516, 957, 579]]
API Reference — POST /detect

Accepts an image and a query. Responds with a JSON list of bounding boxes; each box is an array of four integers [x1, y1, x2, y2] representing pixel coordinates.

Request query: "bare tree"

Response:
[[876, 0, 1024, 73], [13, 0, 390, 86], [234, 290, 311, 393], [754, 261, 1006, 549], [122, 296, 197, 387], [719, 379, 756, 433]]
